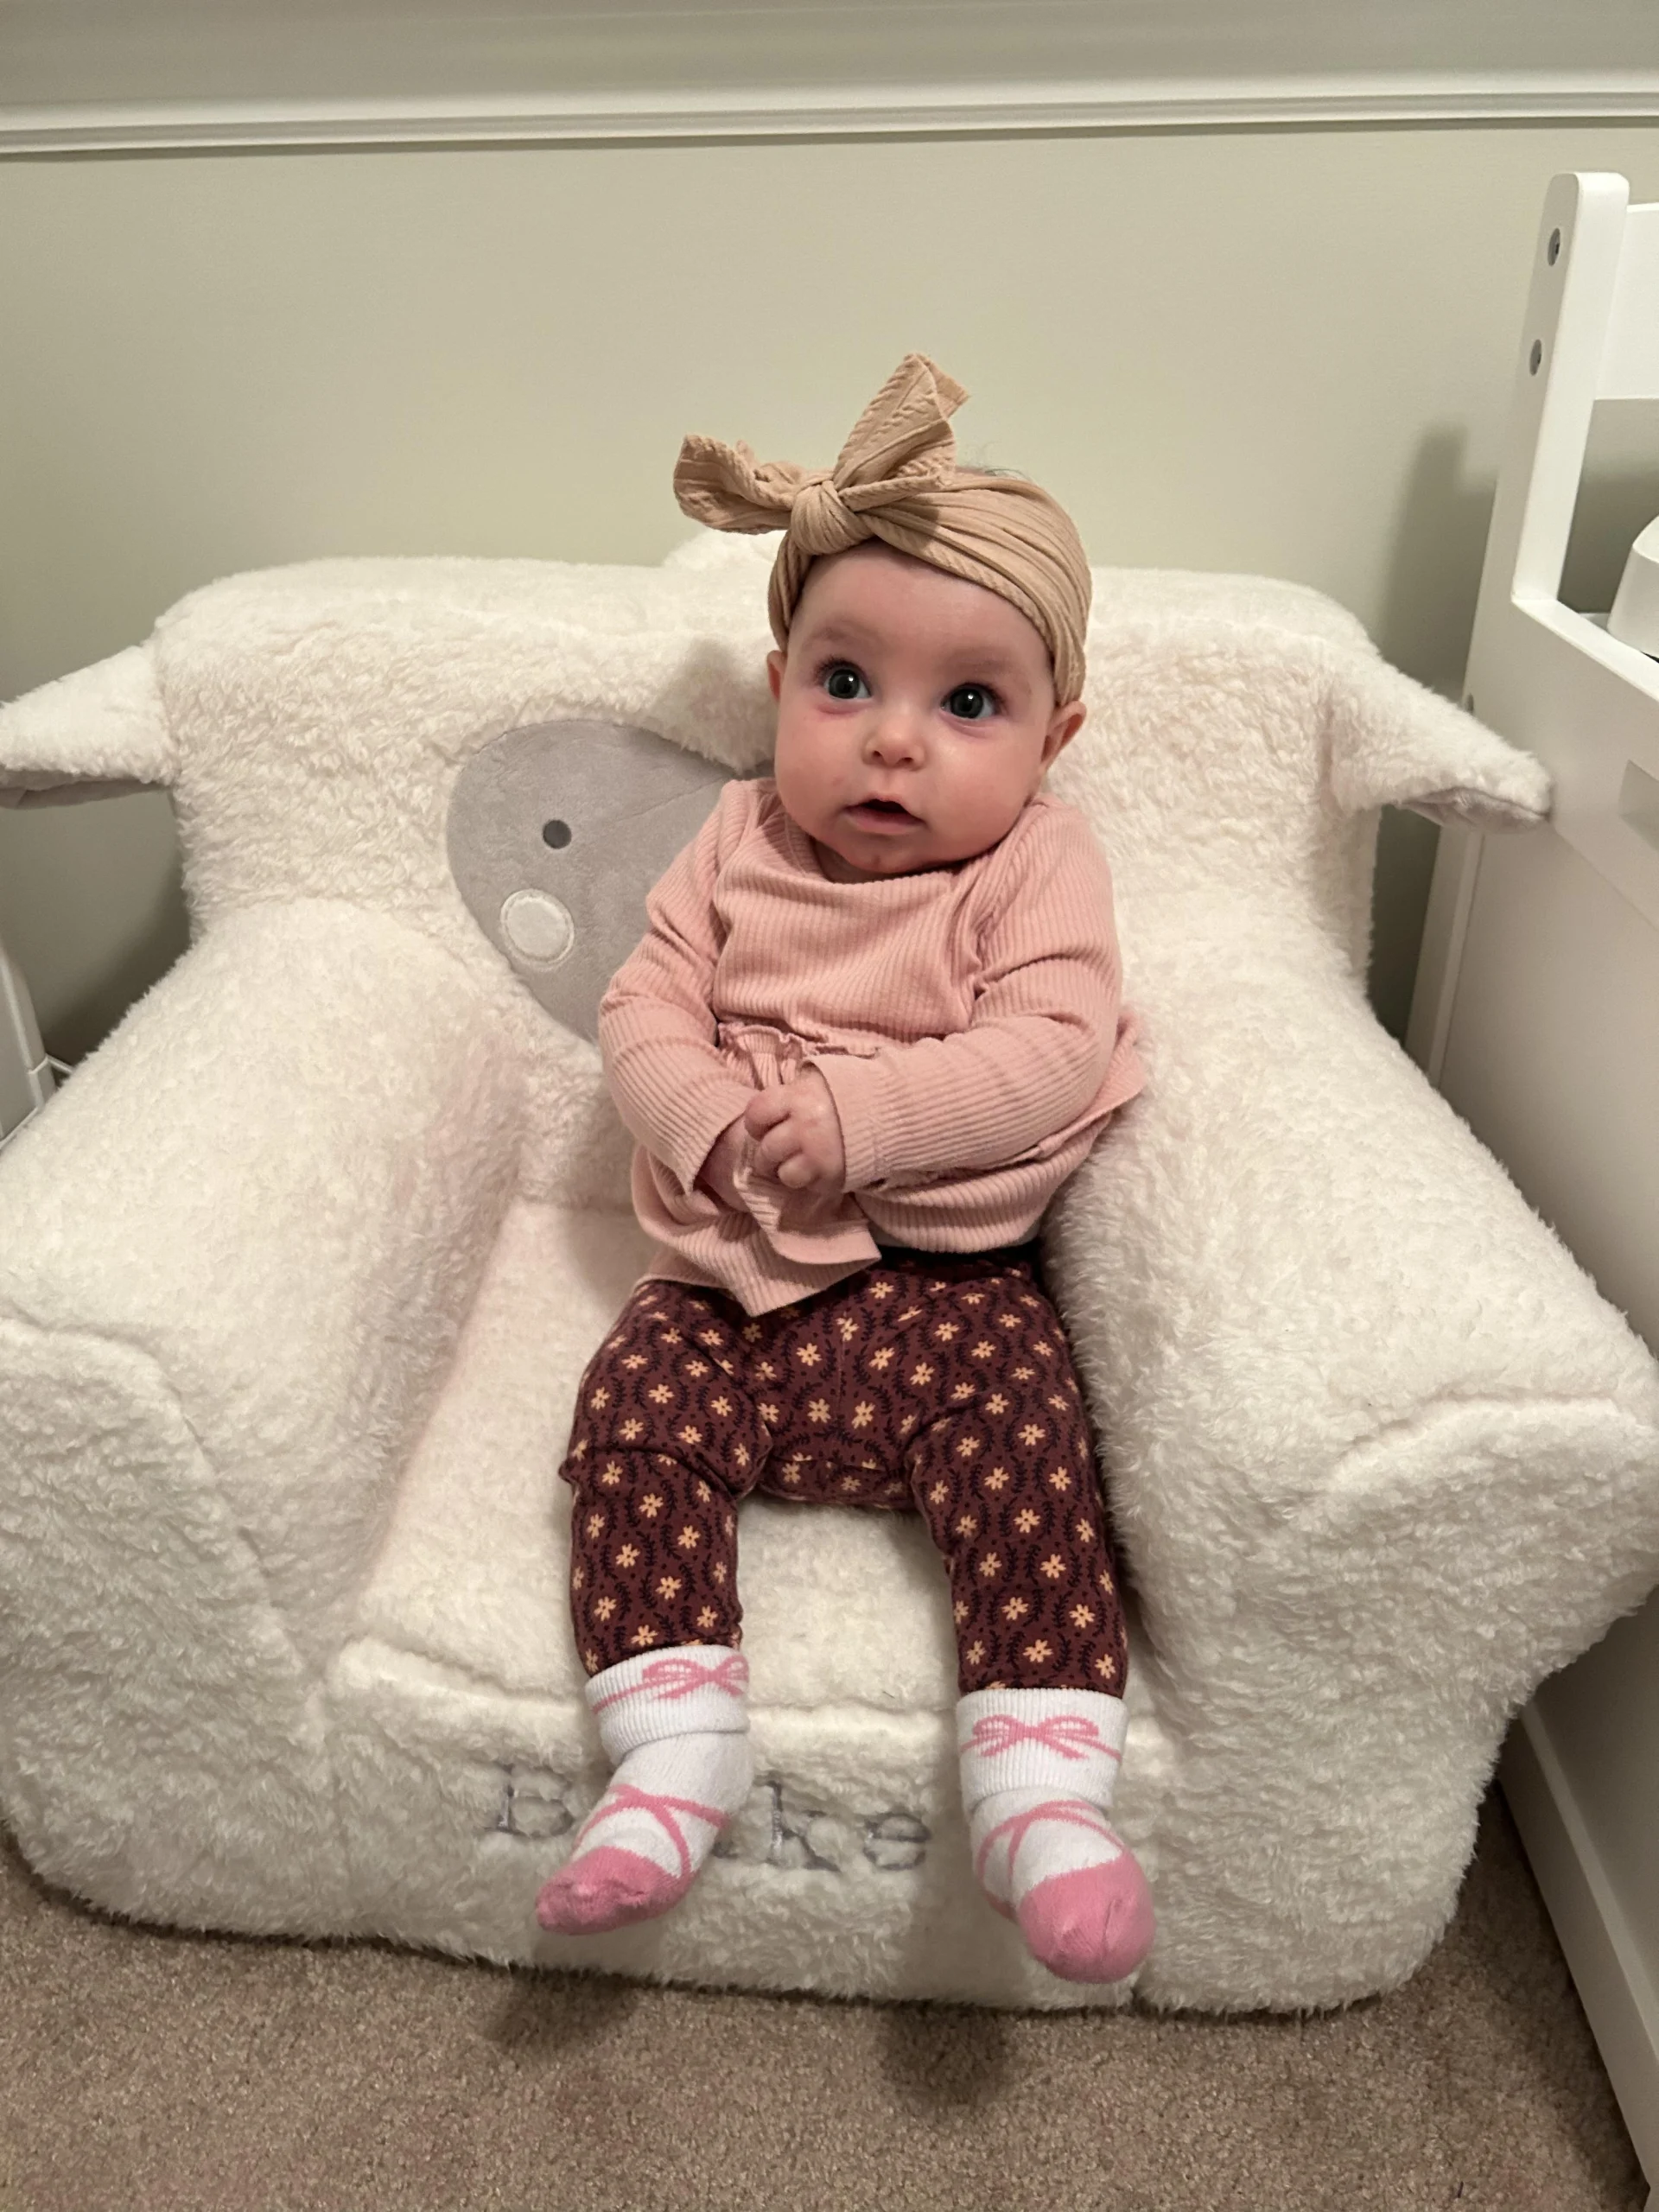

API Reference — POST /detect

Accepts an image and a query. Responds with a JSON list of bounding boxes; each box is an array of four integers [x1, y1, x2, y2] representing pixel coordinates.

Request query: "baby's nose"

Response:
[[865, 704, 925, 762]]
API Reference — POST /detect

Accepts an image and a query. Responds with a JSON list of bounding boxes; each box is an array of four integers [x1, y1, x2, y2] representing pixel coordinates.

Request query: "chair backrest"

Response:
[[0, 533, 1548, 1199]]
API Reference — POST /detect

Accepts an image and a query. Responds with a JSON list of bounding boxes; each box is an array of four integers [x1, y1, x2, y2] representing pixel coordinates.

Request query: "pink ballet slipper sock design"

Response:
[[959, 1687, 1154, 1985], [537, 1645, 753, 1936]]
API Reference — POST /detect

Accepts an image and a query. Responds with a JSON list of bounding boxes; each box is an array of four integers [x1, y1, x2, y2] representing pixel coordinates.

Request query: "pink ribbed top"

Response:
[[600, 779, 1144, 1315]]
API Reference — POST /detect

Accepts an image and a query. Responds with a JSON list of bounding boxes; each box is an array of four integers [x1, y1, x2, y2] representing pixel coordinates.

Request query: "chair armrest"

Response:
[[0, 899, 525, 1670], [1053, 916, 1659, 1681], [1047, 917, 1659, 2002]]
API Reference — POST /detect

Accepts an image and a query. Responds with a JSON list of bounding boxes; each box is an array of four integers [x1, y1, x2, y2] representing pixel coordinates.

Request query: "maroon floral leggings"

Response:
[[560, 1247, 1128, 1697]]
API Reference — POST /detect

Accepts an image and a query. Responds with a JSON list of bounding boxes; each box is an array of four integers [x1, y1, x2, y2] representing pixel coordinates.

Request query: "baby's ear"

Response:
[[766, 649, 786, 702], [1043, 698, 1087, 766]]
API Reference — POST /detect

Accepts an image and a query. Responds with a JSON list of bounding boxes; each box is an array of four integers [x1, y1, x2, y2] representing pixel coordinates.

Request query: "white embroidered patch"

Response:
[[490, 1764, 931, 1874]]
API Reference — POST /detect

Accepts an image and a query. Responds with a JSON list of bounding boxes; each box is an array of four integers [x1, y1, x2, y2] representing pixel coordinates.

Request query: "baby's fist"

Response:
[[744, 1069, 847, 1197]]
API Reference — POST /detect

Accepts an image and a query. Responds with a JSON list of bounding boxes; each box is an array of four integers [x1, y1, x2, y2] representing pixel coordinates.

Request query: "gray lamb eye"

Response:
[[542, 819, 572, 849]]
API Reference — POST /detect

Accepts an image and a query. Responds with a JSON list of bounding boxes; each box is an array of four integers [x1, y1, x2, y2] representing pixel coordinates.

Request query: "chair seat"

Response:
[[339, 1194, 1169, 2005]]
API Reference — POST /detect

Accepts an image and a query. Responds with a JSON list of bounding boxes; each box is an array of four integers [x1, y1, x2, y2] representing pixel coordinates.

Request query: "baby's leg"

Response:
[[538, 1282, 766, 1936], [906, 1258, 1154, 1982]]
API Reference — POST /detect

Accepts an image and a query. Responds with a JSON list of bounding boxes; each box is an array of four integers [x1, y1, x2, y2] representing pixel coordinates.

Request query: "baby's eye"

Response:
[[821, 663, 869, 702], [945, 683, 999, 721]]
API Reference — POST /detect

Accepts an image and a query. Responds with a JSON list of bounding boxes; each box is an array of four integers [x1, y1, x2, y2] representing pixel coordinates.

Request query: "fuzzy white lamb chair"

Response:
[[0, 534, 1655, 2014]]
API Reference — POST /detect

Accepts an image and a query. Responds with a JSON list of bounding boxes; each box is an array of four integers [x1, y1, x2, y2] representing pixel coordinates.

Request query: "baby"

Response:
[[537, 355, 1154, 1985]]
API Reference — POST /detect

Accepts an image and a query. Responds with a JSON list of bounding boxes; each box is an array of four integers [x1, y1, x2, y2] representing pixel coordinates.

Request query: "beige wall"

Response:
[[3, 122, 1658, 1056]]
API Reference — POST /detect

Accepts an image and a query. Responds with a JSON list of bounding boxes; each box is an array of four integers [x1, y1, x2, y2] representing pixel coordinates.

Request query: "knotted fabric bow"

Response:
[[672, 353, 1090, 704]]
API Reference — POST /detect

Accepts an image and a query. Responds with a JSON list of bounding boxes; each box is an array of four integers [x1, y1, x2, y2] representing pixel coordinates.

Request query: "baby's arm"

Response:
[[599, 787, 756, 1202], [810, 808, 1130, 1194]]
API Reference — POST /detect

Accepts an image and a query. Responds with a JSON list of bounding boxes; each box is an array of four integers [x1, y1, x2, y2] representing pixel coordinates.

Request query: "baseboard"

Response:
[[1500, 1703, 1659, 2193]]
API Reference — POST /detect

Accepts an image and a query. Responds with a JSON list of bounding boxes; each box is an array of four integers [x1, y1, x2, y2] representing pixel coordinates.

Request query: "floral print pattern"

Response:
[[562, 1249, 1128, 1695]]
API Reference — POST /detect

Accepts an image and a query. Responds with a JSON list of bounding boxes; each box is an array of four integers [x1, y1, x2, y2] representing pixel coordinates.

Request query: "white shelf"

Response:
[[1410, 171, 1659, 2200]]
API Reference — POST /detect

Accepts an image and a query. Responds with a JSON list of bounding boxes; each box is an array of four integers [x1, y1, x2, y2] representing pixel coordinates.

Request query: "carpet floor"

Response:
[[0, 1789, 1643, 2212]]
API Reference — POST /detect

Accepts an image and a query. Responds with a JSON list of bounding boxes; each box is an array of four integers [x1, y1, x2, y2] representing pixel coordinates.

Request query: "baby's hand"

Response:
[[745, 1069, 847, 1198]]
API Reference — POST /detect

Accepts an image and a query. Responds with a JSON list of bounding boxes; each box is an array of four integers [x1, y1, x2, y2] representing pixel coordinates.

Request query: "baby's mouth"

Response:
[[848, 797, 919, 829]]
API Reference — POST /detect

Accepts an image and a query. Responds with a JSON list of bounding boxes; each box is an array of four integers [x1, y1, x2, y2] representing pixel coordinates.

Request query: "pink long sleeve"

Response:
[[810, 805, 1131, 1192], [599, 787, 756, 1194], [598, 779, 1143, 1314]]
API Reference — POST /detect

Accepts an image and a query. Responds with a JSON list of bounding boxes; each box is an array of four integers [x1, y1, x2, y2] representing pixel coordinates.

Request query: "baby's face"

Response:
[[767, 543, 1084, 883]]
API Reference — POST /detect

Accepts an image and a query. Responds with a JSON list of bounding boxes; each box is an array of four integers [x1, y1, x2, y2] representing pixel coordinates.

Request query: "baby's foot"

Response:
[[537, 1646, 753, 1937], [969, 1790, 1154, 1983], [957, 1686, 1153, 1983], [536, 1748, 750, 1933]]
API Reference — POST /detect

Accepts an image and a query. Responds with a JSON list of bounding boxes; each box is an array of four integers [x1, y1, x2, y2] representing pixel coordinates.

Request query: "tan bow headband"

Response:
[[672, 354, 1090, 704]]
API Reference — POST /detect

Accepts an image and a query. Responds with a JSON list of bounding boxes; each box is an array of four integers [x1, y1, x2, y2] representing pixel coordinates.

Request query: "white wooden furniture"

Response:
[[1410, 169, 1659, 2204]]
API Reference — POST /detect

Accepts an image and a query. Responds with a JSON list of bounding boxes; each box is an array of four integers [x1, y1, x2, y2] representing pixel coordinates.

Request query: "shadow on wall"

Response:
[[1366, 425, 1497, 1046], [56, 867, 188, 1064], [1560, 457, 1659, 619], [0, 791, 188, 1067]]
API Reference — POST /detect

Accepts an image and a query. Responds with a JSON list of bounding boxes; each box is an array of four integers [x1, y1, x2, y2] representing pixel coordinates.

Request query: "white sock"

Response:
[[959, 1686, 1154, 1983], [536, 1646, 753, 1935]]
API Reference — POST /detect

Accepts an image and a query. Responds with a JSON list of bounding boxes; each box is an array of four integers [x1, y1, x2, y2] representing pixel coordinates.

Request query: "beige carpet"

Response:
[[0, 1790, 1643, 2212]]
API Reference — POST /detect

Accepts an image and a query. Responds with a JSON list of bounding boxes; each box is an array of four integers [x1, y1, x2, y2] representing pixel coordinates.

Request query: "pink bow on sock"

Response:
[[962, 1713, 1118, 1763], [592, 1653, 750, 1713]]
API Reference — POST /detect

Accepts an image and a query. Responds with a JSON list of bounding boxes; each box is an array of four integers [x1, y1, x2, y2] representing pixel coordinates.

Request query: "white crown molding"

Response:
[[5, 74, 1659, 156]]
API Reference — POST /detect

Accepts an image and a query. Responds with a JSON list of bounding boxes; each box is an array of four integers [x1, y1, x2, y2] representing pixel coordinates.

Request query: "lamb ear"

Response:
[[0, 645, 173, 806], [1325, 646, 1551, 829]]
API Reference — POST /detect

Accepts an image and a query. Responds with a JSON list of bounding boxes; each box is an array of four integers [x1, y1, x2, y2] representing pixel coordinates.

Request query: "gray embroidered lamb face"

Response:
[[446, 721, 735, 1040]]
